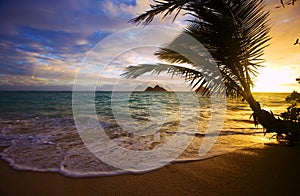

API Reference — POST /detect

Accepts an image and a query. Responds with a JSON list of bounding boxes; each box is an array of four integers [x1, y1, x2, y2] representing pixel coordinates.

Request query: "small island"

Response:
[[144, 85, 167, 92]]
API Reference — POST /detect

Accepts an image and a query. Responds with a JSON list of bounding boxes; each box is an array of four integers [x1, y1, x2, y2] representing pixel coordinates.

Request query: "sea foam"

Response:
[[0, 92, 288, 177]]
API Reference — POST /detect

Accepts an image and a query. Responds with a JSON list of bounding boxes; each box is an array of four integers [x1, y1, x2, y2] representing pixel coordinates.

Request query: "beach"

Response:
[[1, 144, 300, 195], [1, 92, 299, 195], [1, 0, 300, 195]]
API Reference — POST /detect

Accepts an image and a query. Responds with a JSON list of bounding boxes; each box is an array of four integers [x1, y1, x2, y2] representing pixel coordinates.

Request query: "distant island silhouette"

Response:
[[144, 85, 167, 92]]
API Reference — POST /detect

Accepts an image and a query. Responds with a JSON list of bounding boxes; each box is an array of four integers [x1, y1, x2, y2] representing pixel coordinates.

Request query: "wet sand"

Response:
[[1, 145, 300, 195]]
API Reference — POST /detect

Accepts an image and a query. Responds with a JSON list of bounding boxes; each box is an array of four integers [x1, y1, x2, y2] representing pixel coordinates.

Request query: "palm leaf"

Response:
[[124, 0, 293, 141], [122, 63, 226, 96], [154, 0, 270, 96], [129, 0, 208, 25], [124, 0, 271, 99]]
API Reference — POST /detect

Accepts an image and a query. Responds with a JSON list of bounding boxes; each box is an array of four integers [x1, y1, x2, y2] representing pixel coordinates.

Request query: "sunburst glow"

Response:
[[253, 67, 299, 92]]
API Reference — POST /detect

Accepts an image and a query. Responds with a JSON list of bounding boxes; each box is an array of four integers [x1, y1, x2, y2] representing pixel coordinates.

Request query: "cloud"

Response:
[[264, 1, 300, 65], [0, 0, 154, 90], [1, 0, 299, 91]]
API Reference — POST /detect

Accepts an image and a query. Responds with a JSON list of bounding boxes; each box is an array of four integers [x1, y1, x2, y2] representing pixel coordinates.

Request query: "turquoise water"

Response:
[[0, 91, 290, 177]]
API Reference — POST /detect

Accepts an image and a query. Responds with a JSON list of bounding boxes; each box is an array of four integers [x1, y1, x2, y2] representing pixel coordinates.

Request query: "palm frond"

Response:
[[122, 63, 226, 96], [153, 0, 271, 96], [129, 0, 192, 25], [124, 0, 271, 99]]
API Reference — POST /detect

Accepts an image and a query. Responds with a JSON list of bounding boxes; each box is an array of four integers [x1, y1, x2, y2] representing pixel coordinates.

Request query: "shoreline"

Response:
[[1, 144, 300, 195]]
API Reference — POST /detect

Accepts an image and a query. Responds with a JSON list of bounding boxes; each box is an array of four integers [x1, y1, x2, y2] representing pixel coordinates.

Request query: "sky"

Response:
[[0, 0, 299, 92]]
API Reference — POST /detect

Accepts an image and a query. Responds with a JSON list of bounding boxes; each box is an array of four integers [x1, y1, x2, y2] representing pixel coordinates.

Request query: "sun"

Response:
[[253, 67, 296, 92]]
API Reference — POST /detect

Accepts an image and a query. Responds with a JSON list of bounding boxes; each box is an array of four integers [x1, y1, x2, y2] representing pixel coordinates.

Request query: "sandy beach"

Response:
[[1, 144, 300, 196]]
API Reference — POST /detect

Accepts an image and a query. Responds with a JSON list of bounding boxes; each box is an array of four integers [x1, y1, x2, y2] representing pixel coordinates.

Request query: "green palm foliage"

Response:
[[122, 0, 292, 142]]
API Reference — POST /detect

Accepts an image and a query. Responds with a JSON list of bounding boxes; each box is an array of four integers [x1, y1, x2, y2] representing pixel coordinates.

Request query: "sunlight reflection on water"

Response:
[[0, 92, 289, 177]]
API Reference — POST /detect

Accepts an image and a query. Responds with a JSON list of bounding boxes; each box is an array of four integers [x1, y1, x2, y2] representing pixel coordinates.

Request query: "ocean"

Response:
[[0, 91, 291, 177]]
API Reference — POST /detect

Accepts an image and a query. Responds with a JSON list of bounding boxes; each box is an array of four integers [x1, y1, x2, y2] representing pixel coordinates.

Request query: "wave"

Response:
[[0, 117, 269, 178], [0, 91, 284, 178]]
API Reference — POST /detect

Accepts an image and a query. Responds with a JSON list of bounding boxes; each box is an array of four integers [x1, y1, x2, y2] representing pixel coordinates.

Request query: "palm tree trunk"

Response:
[[245, 93, 287, 135]]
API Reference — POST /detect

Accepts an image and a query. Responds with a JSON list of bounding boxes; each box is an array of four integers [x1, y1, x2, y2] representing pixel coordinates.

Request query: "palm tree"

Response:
[[122, 0, 289, 140]]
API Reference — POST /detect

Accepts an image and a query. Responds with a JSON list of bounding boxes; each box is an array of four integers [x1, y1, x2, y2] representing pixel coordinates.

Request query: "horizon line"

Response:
[[0, 90, 294, 93]]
